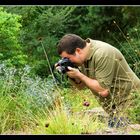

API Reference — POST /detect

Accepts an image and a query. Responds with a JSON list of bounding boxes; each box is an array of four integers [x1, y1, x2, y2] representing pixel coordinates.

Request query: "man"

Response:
[[56, 33, 140, 128]]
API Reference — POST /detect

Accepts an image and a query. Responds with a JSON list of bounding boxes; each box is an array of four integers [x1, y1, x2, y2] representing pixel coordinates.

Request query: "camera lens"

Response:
[[61, 66, 67, 74]]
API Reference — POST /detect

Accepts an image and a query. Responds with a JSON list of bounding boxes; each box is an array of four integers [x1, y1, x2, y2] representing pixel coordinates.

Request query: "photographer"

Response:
[[55, 34, 140, 128]]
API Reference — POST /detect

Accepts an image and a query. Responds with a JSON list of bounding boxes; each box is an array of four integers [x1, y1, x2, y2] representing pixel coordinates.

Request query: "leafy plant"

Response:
[[0, 7, 28, 68]]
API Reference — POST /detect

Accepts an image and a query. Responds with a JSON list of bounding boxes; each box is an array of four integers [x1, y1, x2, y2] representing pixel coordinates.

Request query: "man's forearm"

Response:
[[78, 73, 109, 97]]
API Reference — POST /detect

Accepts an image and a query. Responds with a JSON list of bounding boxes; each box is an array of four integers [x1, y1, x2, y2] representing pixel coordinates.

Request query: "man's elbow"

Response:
[[99, 89, 109, 97]]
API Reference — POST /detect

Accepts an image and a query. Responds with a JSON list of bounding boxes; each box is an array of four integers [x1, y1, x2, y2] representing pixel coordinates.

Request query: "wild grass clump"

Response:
[[32, 97, 106, 134], [0, 64, 59, 134]]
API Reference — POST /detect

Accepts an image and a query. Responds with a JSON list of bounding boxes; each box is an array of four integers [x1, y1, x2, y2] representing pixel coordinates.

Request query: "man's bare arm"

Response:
[[67, 67, 109, 97]]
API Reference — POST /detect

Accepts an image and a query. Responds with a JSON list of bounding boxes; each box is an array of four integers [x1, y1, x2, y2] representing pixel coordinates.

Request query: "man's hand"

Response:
[[66, 66, 81, 79], [67, 66, 83, 85], [54, 63, 62, 73]]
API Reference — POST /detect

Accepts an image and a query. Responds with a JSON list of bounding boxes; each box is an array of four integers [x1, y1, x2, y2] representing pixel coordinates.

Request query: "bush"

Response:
[[0, 7, 28, 68]]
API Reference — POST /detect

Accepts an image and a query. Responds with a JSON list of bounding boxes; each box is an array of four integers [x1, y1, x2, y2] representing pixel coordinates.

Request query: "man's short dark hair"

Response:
[[57, 34, 86, 55]]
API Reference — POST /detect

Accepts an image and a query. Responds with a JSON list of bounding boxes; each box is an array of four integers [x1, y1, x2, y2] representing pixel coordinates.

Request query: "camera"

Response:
[[56, 57, 77, 74]]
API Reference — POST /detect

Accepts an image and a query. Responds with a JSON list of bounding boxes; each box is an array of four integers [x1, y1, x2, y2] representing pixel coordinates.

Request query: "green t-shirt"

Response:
[[80, 38, 140, 115]]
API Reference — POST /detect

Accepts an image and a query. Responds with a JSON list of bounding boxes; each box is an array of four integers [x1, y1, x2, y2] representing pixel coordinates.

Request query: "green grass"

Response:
[[60, 88, 100, 113], [130, 130, 140, 135], [32, 97, 106, 134], [0, 64, 105, 134], [0, 63, 140, 134], [0, 64, 59, 134]]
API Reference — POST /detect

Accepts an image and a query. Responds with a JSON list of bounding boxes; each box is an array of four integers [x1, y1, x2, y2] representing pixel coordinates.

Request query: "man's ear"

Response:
[[75, 48, 82, 54]]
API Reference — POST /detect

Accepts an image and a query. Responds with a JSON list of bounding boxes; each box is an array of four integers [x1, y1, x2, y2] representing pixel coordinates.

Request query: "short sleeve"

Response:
[[94, 53, 116, 89]]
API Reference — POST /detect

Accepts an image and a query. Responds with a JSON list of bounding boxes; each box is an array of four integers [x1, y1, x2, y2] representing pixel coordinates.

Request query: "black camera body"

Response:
[[56, 57, 77, 74]]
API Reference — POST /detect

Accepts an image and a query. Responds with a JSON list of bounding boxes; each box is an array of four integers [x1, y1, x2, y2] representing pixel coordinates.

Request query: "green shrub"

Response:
[[0, 7, 28, 68]]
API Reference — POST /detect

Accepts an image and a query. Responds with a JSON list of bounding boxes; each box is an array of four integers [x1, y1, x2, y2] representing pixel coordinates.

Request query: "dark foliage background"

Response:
[[1, 6, 140, 78]]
